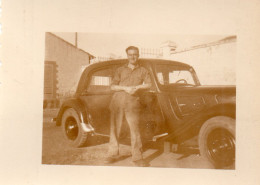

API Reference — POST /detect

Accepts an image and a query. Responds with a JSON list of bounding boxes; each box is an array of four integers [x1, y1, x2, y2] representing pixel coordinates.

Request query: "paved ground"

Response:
[[42, 109, 217, 169]]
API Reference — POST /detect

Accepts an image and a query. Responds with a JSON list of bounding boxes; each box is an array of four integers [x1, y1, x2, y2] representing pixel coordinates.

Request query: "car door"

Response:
[[154, 64, 205, 131], [79, 64, 120, 135]]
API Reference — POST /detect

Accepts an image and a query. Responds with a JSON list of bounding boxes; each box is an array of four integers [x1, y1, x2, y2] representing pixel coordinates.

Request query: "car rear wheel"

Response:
[[61, 108, 88, 147], [198, 116, 235, 169]]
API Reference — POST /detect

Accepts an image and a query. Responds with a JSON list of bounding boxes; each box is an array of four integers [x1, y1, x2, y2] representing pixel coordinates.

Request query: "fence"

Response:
[[140, 48, 163, 58]]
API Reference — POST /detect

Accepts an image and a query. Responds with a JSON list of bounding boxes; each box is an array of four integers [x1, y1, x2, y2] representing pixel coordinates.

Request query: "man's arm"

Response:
[[135, 83, 151, 91], [131, 83, 151, 94], [111, 85, 136, 95], [111, 85, 129, 92], [111, 83, 151, 95]]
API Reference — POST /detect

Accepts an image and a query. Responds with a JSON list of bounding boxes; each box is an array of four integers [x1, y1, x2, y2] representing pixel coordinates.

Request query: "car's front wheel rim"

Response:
[[65, 117, 79, 140], [207, 128, 235, 167]]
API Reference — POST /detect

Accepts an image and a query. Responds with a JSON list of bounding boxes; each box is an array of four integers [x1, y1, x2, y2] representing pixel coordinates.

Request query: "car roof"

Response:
[[85, 58, 192, 70], [75, 58, 193, 96]]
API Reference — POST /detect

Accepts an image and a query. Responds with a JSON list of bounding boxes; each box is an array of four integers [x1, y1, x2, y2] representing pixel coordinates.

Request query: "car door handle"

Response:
[[178, 104, 186, 107]]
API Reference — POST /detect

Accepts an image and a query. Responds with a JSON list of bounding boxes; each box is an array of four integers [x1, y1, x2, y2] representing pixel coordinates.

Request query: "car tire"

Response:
[[61, 108, 88, 147], [198, 116, 235, 169]]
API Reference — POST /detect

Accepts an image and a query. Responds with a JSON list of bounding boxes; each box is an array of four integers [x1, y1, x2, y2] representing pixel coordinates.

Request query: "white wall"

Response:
[[169, 41, 236, 85]]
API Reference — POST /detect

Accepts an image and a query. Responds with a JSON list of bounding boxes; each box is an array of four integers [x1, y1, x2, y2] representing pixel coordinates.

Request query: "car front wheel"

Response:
[[61, 108, 88, 147], [198, 116, 235, 169]]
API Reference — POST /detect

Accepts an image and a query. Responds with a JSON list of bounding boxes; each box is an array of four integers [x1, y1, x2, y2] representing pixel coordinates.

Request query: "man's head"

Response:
[[126, 46, 139, 65]]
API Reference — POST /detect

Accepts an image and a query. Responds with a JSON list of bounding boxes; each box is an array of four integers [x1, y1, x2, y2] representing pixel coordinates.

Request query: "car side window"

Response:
[[155, 64, 196, 85], [86, 67, 114, 93], [169, 70, 195, 85]]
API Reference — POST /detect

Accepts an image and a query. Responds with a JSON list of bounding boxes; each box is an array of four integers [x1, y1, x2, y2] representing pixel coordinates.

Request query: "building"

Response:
[[138, 36, 236, 85], [169, 36, 236, 85], [44, 32, 94, 108]]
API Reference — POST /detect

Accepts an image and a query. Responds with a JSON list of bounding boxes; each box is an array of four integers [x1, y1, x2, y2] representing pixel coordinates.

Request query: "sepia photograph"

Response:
[[42, 32, 236, 169], [2, 0, 260, 185]]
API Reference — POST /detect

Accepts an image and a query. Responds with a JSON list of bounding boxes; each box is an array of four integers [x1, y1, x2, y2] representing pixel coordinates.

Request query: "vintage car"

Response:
[[55, 59, 236, 168]]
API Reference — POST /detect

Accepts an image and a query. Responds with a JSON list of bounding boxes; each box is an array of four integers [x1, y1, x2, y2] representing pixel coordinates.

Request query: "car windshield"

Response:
[[155, 64, 197, 86]]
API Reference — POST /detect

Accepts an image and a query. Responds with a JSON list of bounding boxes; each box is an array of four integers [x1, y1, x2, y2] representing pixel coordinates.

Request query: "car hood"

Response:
[[166, 85, 236, 95]]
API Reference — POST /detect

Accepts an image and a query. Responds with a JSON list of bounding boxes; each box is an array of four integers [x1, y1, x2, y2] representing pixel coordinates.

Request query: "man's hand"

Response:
[[111, 83, 151, 95], [124, 86, 138, 95]]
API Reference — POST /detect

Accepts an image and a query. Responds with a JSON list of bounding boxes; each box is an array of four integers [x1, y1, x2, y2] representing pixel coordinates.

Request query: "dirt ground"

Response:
[[42, 108, 219, 169]]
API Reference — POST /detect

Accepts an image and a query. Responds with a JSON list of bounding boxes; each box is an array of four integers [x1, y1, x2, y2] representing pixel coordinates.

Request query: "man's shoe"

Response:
[[132, 159, 150, 167], [104, 156, 118, 164]]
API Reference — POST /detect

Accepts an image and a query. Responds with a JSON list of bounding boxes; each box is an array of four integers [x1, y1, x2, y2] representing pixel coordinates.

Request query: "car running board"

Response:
[[152, 133, 168, 142]]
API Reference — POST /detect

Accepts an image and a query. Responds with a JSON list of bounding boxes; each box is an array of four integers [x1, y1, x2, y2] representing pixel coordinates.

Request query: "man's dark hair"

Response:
[[125, 46, 139, 54]]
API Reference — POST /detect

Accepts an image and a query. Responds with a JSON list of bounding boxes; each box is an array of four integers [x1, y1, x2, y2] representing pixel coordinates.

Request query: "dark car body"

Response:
[[55, 59, 236, 168]]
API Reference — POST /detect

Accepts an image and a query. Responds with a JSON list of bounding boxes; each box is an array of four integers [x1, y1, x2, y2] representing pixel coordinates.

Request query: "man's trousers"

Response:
[[108, 109, 143, 161]]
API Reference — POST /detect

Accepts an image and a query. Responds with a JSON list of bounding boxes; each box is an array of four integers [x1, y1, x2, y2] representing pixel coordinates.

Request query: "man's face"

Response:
[[127, 49, 139, 65]]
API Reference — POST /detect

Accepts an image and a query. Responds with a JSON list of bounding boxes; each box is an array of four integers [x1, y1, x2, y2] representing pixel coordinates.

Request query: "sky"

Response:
[[53, 32, 228, 58]]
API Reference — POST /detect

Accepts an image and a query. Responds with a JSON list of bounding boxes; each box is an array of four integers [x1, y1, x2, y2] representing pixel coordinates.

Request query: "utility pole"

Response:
[[75, 32, 78, 48]]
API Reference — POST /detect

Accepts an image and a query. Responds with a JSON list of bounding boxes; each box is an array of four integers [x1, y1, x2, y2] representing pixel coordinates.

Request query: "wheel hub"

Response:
[[65, 117, 78, 140], [207, 128, 235, 167]]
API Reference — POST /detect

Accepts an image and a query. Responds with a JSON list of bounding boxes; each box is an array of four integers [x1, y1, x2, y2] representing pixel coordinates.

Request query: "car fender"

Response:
[[56, 98, 89, 126], [192, 103, 236, 133], [200, 103, 236, 121], [164, 103, 236, 143]]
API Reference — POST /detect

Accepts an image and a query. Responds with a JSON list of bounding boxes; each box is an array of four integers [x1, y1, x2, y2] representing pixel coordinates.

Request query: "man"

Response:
[[105, 46, 151, 167]]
